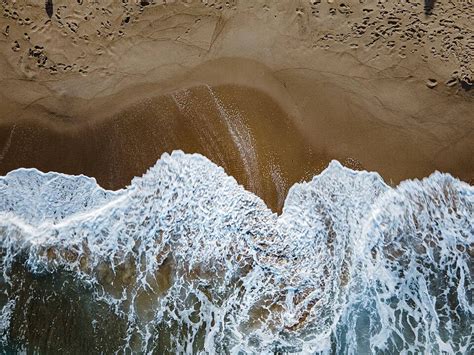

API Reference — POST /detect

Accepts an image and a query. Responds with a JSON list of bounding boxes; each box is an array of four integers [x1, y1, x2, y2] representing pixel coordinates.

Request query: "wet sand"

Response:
[[0, 82, 328, 212], [0, 0, 473, 212]]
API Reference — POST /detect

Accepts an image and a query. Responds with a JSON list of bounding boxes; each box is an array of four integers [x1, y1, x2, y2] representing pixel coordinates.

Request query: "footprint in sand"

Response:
[[445, 77, 458, 87], [11, 40, 20, 52], [426, 78, 438, 89]]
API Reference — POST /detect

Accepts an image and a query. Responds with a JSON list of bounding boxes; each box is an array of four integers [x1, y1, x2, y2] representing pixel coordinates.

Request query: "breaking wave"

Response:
[[0, 151, 472, 353]]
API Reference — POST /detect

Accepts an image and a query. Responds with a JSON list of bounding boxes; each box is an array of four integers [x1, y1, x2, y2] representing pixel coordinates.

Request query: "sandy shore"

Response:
[[0, 0, 472, 211]]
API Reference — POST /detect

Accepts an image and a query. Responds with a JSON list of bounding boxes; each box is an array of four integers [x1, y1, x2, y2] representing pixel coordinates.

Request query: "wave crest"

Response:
[[0, 151, 472, 353]]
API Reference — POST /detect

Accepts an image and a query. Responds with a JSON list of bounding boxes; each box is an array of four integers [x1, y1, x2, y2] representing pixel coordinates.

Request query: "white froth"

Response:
[[0, 151, 472, 353]]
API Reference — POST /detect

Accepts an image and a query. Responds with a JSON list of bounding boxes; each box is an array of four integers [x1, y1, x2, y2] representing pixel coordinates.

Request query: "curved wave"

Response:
[[0, 151, 472, 353]]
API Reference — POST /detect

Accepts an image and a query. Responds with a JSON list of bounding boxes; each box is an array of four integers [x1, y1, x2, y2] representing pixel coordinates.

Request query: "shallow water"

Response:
[[0, 151, 472, 353]]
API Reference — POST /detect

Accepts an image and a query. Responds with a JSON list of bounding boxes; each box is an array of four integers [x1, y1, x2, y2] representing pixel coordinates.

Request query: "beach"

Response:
[[1, 0, 473, 211], [0, 1, 473, 353]]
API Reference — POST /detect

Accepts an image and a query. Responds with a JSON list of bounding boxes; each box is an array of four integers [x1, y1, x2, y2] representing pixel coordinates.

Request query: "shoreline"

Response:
[[0, 1, 473, 211]]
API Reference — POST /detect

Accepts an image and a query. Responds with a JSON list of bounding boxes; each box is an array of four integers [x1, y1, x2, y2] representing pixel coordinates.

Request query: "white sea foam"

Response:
[[0, 151, 472, 353]]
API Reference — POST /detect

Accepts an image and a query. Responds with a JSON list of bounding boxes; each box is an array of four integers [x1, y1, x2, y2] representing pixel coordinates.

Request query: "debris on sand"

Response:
[[45, 0, 53, 19]]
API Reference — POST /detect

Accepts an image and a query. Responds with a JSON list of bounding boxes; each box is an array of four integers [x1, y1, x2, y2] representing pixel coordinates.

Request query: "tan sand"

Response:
[[0, 0, 473, 212]]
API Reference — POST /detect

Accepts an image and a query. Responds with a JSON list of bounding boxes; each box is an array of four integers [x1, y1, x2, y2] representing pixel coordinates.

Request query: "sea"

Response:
[[0, 151, 472, 353]]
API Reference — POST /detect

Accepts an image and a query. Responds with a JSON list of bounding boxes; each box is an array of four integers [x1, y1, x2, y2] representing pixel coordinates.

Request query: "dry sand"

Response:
[[0, 0, 473, 212]]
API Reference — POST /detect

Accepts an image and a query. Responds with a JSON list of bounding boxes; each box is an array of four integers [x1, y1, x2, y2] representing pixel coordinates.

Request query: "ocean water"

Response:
[[0, 151, 472, 353]]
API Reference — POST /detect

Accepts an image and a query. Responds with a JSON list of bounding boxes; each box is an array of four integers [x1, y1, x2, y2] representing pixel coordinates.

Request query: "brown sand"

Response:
[[0, 0, 473, 212]]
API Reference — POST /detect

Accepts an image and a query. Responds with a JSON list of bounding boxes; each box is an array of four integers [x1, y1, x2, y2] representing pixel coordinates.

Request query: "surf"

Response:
[[0, 151, 472, 353]]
